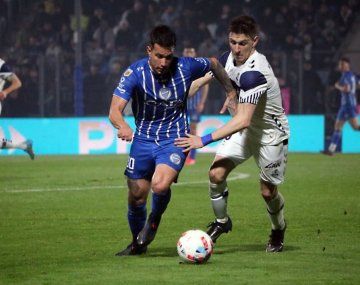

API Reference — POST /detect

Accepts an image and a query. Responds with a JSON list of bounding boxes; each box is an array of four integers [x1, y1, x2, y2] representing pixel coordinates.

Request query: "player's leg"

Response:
[[116, 139, 154, 256], [137, 141, 186, 247], [327, 119, 345, 154], [1, 138, 35, 159], [207, 133, 251, 242], [254, 140, 288, 252], [348, 116, 360, 130], [116, 178, 151, 256]]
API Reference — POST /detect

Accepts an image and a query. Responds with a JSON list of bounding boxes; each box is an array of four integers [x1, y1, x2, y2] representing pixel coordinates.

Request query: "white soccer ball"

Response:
[[177, 229, 213, 264]]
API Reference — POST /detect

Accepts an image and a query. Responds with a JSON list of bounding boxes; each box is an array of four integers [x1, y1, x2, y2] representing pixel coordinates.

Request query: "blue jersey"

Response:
[[187, 89, 202, 112], [114, 57, 210, 141], [339, 71, 357, 107]]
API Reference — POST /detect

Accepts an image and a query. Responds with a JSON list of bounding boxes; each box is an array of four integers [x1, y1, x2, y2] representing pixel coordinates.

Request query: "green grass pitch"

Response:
[[0, 153, 359, 284]]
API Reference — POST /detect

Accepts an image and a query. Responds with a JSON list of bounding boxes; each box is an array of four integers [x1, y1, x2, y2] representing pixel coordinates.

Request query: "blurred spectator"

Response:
[[83, 64, 106, 115]]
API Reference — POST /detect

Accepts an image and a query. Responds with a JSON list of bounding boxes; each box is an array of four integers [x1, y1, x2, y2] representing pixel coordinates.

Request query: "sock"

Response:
[[209, 181, 229, 222], [189, 149, 196, 160], [151, 189, 171, 225], [127, 203, 147, 241], [328, 131, 341, 153], [266, 192, 285, 230], [1, 138, 27, 150]]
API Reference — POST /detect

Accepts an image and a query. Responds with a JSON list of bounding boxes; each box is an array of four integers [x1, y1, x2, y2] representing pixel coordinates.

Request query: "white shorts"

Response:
[[216, 132, 288, 185]]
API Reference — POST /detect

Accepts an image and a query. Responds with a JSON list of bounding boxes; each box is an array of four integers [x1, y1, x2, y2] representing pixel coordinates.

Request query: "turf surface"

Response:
[[0, 153, 359, 284]]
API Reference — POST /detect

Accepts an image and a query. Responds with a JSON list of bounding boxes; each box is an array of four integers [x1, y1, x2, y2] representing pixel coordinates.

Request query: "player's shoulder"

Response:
[[178, 56, 207, 66], [125, 58, 148, 76], [239, 52, 268, 90], [218, 51, 231, 67]]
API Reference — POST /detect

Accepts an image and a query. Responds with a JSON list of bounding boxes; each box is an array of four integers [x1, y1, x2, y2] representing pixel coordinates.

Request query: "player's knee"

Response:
[[260, 180, 277, 201], [151, 180, 170, 195], [208, 168, 226, 184]]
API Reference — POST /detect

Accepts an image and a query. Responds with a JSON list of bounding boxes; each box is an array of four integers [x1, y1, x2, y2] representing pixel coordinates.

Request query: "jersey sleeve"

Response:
[[188, 57, 211, 80], [113, 68, 137, 101], [218, 51, 230, 67], [239, 71, 267, 104], [0, 59, 14, 80]]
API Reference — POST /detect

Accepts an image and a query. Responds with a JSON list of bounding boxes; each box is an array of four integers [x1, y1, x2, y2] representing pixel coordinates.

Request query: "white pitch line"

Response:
[[2, 173, 250, 194]]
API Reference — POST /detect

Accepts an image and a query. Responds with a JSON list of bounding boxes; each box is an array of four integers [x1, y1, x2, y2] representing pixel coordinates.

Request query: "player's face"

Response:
[[147, 43, 174, 75], [183, 48, 196, 58], [338, 60, 349, 72], [229, 32, 258, 65]]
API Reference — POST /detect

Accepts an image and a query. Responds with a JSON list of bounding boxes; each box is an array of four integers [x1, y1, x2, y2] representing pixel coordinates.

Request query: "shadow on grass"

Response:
[[214, 243, 300, 253], [144, 243, 300, 258]]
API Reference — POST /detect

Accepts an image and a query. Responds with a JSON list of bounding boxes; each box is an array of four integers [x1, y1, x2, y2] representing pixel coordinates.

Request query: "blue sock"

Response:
[[127, 203, 147, 241], [189, 149, 196, 160], [330, 131, 341, 146], [151, 189, 171, 224]]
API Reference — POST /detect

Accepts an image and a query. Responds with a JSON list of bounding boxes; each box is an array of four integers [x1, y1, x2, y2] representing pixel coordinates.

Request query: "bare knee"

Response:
[[151, 179, 171, 195], [260, 180, 277, 202], [127, 179, 150, 206], [209, 167, 226, 184]]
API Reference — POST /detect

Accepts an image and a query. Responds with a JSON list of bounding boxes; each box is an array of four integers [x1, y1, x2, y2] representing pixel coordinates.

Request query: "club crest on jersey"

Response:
[[170, 153, 181, 165], [159, 87, 172, 100], [123, 68, 133, 77]]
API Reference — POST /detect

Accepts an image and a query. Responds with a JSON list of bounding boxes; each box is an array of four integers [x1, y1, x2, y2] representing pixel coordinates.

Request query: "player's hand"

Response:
[[0, 91, 7, 101], [175, 134, 203, 152], [117, 125, 133, 142], [220, 91, 238, 115]]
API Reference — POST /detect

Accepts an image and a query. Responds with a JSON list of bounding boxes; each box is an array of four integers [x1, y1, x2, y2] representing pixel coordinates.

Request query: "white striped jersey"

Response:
[[219, 50, 290, 145], [113, 56, 210, 141], [0, 58, 13, 92]]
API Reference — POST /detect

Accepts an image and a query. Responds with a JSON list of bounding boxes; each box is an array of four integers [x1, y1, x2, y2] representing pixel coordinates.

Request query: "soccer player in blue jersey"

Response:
[[323, 57, 360, 155], [109, 25, 236, 255], [0, 58, 34, 159], [183, 46, 211, 165]]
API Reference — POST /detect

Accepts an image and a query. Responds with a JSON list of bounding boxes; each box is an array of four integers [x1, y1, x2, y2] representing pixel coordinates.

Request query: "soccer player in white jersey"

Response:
[[176, 15, 290, 252], [109, 25, 236, 255], [0, 58, 34, 159]]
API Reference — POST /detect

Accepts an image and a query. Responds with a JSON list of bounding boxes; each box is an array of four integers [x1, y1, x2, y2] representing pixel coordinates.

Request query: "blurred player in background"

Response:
[[176, 15, 290, 252], [0, 58, 34, 159], [109, 25, 236, 255], [183, 46, 211, 165], [323, 57, 360, 155]]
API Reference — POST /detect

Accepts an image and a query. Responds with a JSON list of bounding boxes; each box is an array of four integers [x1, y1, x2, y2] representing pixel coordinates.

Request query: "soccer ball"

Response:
[[177, 229, 213, 264]]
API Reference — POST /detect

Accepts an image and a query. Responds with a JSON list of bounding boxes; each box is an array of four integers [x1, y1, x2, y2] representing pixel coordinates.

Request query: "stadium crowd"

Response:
[[0, 0, 359, 117]]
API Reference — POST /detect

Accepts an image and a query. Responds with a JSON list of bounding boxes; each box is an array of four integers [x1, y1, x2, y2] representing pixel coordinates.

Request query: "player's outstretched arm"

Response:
[[109, 95, 133, 142], [188, 71, 214, 97], [175, 103, 256, 152], [208, 57, 237, 114], [0, 73, 22, 101]]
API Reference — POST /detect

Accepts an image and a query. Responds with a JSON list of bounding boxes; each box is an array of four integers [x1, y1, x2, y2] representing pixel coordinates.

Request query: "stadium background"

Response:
[[0, 0, 359, 156]]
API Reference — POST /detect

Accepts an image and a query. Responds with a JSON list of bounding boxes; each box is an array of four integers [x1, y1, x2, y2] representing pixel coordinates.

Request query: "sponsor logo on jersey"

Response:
[[265, 160, 281, 169], [123, 69, 133, 77], [170, 153, 181, 165], [159, 87, 172, 100]]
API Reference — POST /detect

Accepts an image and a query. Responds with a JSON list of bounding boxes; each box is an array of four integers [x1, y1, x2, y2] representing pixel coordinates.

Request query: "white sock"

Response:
[[1, 139, 27, 150], [328, 143, 336, 153], [266, 192, 285, 230], [209, 181, 229, 221]]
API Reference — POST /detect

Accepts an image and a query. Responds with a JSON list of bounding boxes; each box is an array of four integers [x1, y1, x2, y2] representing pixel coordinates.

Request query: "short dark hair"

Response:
[[229, 15, 259, 39], [149, 25, 176, 48], [340, 56, 350, 64]]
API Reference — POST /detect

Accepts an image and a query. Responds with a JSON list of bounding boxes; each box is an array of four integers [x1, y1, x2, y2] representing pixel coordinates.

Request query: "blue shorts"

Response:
[[336, 105, 357, 121], [188, 110, 200, 123], [125, 137, 187, 180]]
